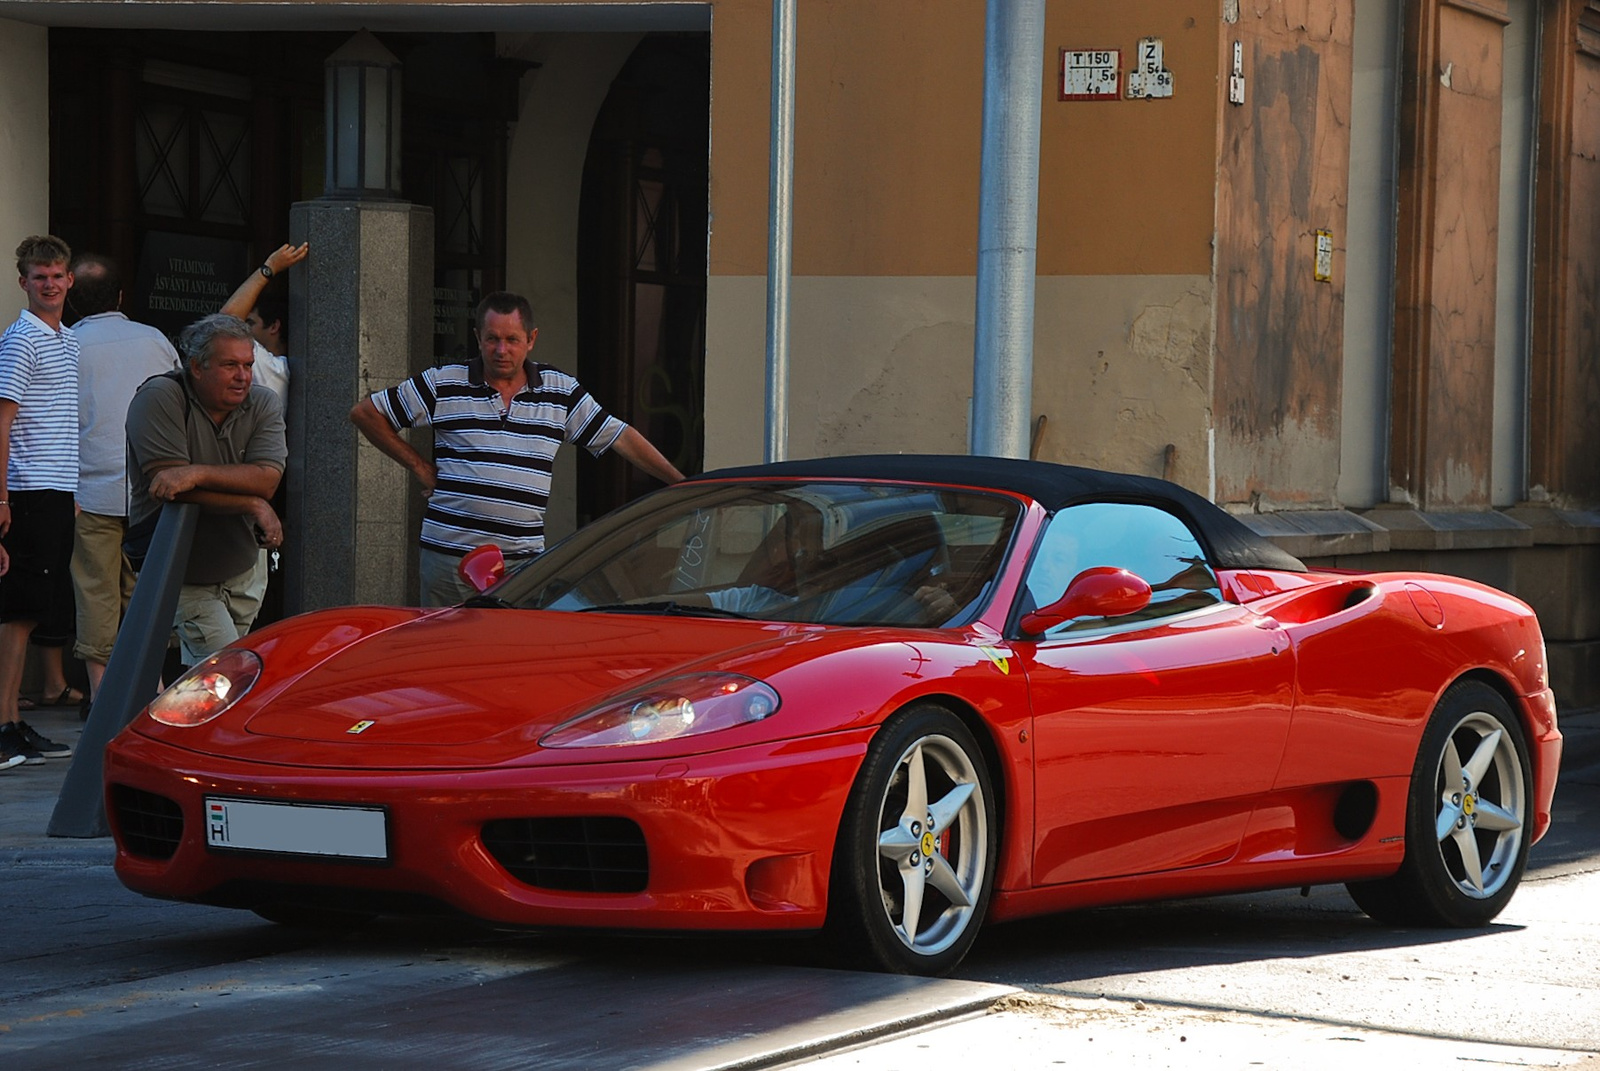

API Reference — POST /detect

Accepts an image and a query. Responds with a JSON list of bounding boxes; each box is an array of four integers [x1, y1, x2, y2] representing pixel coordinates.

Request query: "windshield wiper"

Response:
[[576, 601, 750, 620], [461, 594, 515, 609]]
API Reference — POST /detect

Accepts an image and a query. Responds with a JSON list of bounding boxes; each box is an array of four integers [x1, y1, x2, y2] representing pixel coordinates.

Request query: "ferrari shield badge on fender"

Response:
[[978, 646, 1011, 674], [347, 720, 377, 735]]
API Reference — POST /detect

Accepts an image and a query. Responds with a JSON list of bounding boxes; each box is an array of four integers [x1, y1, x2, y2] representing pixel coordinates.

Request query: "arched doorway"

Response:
[[575, 34, 709, 525]]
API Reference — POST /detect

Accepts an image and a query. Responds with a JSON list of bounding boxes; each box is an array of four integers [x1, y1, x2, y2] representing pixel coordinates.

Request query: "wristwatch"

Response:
[[258, 264, 274, 279]]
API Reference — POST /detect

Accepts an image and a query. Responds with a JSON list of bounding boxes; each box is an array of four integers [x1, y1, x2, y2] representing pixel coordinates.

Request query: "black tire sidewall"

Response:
[[829, 704, 997, 975], [1402, 680, 1533, 926]]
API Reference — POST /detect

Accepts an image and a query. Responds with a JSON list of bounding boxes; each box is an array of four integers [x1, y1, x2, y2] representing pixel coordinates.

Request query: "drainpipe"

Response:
[[765, 0, 797, 463], [971, 0, 1046, 459]]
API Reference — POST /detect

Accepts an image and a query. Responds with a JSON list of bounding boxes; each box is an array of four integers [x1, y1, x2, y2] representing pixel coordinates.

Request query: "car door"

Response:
[[1015, 502, 1296, 886]]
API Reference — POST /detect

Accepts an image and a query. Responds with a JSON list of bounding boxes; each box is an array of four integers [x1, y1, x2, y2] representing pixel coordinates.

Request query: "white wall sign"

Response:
[[1315, 230, 1334, 281], [1126, 36, 1174, 99], [1060, 49, 1121, 100]]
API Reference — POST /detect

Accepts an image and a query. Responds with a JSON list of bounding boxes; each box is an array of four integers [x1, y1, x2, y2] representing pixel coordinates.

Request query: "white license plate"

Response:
[[204, 797, 388, 861]]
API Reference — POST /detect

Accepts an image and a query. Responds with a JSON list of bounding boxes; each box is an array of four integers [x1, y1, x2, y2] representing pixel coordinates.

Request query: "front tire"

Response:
[[828, 705, 997, 975], [1347, 680, 1532, 927]]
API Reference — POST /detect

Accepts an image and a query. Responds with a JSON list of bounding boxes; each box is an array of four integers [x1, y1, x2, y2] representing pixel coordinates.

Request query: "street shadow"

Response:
[[5, 911, 990, 1071], [955, 885, 1521, 985]]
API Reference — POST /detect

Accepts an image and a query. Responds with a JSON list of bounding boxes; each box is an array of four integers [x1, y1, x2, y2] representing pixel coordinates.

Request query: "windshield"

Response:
[[490, 481, 1023, 627]]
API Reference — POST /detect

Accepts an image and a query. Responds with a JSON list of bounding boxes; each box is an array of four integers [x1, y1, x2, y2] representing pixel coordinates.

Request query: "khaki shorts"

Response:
[[70, 510, 136, 665], [175, 557, 265, 667]]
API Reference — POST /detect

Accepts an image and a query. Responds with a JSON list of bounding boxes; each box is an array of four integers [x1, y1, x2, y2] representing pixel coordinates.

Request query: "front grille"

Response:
[[481, 816, 648, 893], [111, 784, 185, 859]]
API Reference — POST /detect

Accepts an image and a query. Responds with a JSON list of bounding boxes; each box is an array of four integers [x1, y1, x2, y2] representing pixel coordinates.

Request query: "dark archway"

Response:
[[575, 34, 709, 525]]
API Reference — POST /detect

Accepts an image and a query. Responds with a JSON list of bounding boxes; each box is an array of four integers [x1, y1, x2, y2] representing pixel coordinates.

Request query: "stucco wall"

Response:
[[705, 0, 1218, 277], [703, 0, 1220, 480], [0, 18, 50, 322], [705, 272, 1213, 491]]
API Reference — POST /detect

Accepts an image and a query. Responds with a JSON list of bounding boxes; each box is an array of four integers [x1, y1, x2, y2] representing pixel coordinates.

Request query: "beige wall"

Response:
[[704, 276, 976, 469], [0, 18, 50, 322], [705, 273, 1213, 489], [1032, 274, 1214, 489]]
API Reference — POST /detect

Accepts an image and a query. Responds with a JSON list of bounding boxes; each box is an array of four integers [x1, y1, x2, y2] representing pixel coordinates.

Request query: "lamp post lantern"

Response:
[[324, 30, 403, 200]]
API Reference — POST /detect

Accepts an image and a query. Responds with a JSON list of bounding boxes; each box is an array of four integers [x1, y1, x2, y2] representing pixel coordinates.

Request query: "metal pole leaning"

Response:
[[49, 502, 198, 838]]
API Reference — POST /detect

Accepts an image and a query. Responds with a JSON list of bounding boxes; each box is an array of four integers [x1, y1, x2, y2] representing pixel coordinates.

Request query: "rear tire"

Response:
[[827, 705, 996, 975], [1347, 680, 1531, 927]]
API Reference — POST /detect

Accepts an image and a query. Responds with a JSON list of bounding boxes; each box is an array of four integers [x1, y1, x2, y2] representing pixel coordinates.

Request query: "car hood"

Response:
[[144, 605, 885, 768]]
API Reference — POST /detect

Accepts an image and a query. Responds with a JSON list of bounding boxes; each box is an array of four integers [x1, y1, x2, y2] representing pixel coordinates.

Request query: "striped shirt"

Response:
[[0, 311, 79, 492], [372, 359, 626, 556]]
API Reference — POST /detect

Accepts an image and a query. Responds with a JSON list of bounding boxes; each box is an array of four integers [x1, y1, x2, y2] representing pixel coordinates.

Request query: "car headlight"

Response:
[[147, 648, 263, 727], [540, 673, 781, 748]]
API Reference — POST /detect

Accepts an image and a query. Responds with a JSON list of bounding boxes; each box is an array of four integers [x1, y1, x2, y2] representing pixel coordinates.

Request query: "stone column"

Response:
[[284, 200, 433, 612]]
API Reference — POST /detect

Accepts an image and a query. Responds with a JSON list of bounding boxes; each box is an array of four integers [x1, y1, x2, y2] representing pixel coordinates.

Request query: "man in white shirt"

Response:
[[66, 253, 180, 702], [0, 236, 80, 767]]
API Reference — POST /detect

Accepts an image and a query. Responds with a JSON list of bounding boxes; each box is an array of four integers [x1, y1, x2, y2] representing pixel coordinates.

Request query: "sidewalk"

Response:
[[0, 704, 108, 865]]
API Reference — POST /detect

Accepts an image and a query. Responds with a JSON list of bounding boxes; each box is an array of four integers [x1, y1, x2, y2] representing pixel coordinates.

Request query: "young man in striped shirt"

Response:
[[0, 235, 80, 768], [351, 291, 684, 607]]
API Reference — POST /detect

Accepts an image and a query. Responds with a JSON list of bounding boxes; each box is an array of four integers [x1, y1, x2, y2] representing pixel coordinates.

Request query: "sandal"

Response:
[[46, 687, 84, 707], [17, 695, 35, 710]]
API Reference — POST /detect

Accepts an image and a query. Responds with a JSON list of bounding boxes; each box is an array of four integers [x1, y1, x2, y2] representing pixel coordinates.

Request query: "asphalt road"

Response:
[[2, 705, 1597, 1069]]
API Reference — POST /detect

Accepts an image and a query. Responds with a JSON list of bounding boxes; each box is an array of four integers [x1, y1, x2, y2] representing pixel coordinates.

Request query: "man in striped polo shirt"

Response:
[[351, 291, 684, 607], [0, 235, 79, 768]]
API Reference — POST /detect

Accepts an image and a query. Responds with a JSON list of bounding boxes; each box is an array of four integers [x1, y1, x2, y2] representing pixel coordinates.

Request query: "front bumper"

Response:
[[105, 727, 873, 931]]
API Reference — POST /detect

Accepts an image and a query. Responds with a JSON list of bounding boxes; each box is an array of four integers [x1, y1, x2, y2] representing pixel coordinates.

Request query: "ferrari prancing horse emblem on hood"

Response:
[[347, 720, 376, 735]]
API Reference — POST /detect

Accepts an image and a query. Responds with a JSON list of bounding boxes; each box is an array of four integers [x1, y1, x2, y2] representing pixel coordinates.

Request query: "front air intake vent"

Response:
[[481, 816, 648, 893], [111, 784, 185, 859]]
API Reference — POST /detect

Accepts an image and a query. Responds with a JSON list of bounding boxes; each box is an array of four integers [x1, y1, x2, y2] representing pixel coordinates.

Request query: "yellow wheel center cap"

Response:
[[921, 831, 936, 856], [1462, 794, 1476, 817]]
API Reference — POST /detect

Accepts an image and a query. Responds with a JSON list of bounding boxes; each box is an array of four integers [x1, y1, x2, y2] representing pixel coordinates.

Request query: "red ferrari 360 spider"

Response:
[[105, 456, 1562, 974]]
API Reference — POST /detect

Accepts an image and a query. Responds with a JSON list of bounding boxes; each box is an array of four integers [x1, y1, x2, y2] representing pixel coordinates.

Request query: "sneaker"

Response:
[[0, 723, 46, 765], [14, 720, 71, 758], [0, 749, 23, 772]]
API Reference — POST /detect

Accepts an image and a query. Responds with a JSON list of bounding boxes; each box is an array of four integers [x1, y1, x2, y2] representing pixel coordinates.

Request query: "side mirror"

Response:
[[1019, 566, 1152, 635], [458, 544, 506, 594]]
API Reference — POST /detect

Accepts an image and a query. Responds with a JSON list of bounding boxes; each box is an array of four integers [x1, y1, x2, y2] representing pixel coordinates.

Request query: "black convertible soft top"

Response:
[[691, 454, 1307, 574]]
